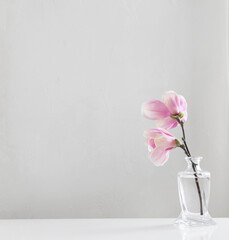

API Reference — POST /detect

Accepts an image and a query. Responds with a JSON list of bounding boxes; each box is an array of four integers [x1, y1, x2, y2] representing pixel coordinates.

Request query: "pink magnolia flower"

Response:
[[144, 128, 179, 166], [141, 91, 187, 129]]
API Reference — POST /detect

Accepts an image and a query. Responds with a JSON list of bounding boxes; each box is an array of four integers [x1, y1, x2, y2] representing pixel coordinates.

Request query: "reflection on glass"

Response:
[[177, 225, 216, 240]]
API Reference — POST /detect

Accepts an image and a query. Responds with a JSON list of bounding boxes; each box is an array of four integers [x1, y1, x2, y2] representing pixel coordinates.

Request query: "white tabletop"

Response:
[[0, 218, 226, 240]]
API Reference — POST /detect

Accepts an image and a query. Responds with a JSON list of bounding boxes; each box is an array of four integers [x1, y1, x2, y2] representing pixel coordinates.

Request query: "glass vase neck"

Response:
[[185, 156, 202, 172]]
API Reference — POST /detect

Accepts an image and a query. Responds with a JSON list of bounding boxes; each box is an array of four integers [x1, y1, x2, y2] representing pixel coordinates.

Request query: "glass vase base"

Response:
[[175, 212, 216, 227]]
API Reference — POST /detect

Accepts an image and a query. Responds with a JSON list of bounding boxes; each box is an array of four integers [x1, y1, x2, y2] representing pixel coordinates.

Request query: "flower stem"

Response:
[[177, 119, 191, 156], [180, 144, 189, 156], [177, 118, 203, 216]]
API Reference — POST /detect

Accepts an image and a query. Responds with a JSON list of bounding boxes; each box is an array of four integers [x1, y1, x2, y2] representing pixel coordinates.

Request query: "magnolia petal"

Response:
[[154, 135, 177, 150], [141, 100, 170, 120], [156, 117, 178, 130], [181, 111, 188, 123], [179, 95, 187, 112], [158, 128, 175, 137], [162, 91, 188, 116], [147, 138, 156, 149], [157, 150, 170, 166], [162, 91, 180, 115], [149, 148, 170, 166], [143, 128, 164, 138]]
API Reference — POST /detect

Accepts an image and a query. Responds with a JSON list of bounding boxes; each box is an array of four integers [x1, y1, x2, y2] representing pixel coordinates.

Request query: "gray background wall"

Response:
[[0, 0, 228, 218]]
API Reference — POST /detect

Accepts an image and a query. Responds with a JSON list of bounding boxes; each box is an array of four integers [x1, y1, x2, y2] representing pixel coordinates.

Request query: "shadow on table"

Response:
[[85, 223, 173, 236], [89, 222, 216, 240]]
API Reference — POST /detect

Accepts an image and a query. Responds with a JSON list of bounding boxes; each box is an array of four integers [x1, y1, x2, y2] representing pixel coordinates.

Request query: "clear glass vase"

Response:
[[175, 157, 215, 226]]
